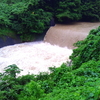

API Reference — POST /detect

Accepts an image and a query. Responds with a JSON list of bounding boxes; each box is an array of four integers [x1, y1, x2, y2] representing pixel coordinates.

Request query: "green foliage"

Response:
[[17, 74, 36, 85], [74, 60, 100, 77], [39, 60, 100, 100], [70, 26, 100, 69], [4, 64, 22, 77], [1, 60, 100, 99], [0, 0, 52, 41], [0, 64, 23, 100], [9, 1, 52, 41], [49, 64, 73, 85], [0, 0, 100, 41], [40, 83, 100, 100], [18, 81, 45, 100], [40, 0, 100, 23], [0, 28, 16, 40], [0, 3, 11, 27], [81, 0, 100, 21], [1, 1, 100, 99], [56, 0, 82, 22]]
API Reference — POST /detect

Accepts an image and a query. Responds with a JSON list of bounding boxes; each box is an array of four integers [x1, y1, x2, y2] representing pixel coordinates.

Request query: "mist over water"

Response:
[[0, 22, 100, 75]]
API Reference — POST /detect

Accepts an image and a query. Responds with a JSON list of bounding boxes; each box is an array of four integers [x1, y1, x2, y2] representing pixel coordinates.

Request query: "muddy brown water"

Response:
[[0, 22, 100, 75], [44, 22, 100, 49]]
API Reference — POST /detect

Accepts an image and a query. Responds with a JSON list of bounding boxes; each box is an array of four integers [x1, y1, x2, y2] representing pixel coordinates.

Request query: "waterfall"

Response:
[[0, 22, 100, 75], [44, 22, 100, 49]]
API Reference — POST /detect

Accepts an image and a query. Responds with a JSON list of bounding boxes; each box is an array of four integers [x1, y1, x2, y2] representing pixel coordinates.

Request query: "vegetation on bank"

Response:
[[0, 0, 52, 41], [0, 0, 100, 41], [0, 26, 100, 100], [0, 1, 100, 99]]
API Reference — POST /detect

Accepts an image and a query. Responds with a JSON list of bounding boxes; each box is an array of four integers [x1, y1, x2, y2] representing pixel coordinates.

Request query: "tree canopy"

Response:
[[0, 0, 100, 41]]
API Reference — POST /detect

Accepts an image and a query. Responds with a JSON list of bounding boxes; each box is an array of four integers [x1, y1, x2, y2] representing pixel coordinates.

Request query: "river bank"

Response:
[[0, 22, 100, 75]]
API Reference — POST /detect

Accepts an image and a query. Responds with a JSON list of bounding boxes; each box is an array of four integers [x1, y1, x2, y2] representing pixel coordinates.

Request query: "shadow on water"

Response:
[[0, 36, 21, 48]]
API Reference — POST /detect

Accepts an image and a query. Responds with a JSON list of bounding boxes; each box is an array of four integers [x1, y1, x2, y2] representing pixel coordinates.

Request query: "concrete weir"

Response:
[[44, 22, 100, 49]]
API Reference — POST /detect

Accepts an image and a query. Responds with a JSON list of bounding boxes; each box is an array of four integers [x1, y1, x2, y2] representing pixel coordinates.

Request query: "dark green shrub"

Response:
[[56, 0, 82, 22], [8, 1, 52, 41], [0, 3, 11, 27], [40, 0, 100, 23], [81, 0, 100, 21], [17, 74, 36, 85], [18, 81, 45, 100], [1, 60, 100, 100], [73, 60, 100, 77], [0, 64, 23, 100], [39, 60, 100, 100], [70, 26, 100, 69], [3, 64, 22, 78], [0, 0, 52, 42], [0, 0, 100, 41], [40, 82, 100, 100]]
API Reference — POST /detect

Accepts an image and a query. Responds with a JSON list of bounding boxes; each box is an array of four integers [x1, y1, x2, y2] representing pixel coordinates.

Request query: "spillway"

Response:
[[44, 22, 100, 49], [0, 22, 100, 75]]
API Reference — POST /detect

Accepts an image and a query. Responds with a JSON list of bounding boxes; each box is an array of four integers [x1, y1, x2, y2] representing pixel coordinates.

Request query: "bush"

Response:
[[1, 60, 100, 100], [18, 81, 45, 100], [70, 26, 100, 69], [0, 64, 23, 100], [0, 0, 52, 41], [56, 0, 82, 22], [1, 23, 100, 100], [81, 0, 100, 21]]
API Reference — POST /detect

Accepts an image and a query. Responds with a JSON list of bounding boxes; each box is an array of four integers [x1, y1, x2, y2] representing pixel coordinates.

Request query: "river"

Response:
[[0, 22, 100, 75]]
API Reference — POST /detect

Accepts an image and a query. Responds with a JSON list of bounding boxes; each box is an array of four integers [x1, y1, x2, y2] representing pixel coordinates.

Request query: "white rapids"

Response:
[[0, 41, 72, 75], [1, 22, 100, 76]]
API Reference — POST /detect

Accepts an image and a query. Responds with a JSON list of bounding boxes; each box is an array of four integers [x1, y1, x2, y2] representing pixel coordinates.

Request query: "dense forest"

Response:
[[0, 0, 100, 100], [0, 0, 100, 41]]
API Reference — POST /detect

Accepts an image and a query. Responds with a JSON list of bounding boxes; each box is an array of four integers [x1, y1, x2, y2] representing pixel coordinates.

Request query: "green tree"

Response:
[[56, 0, 82, 22], [70, 26, 100, 69], [0, 0, 52, 42], [81, 0, 100, 21], [0, 64, 22, 100], [18, 81, 45, 100]]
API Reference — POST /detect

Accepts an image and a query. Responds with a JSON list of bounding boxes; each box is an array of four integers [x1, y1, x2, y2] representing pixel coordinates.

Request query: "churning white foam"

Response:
[[0, 41, 72, 75]]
